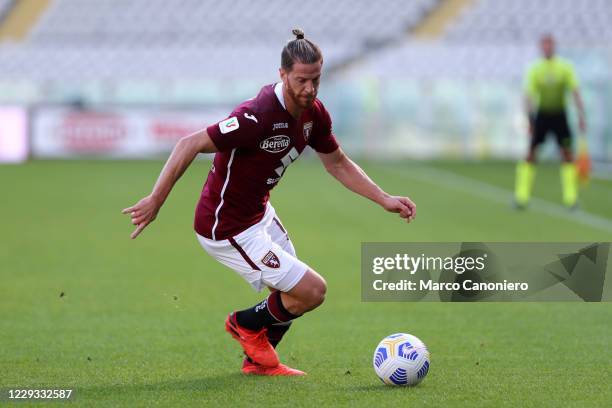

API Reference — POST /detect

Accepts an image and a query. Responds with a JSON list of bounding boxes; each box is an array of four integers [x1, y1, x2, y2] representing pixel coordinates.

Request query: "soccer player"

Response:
[[122, 29, 416, 376], [514, 33, 587, 209]]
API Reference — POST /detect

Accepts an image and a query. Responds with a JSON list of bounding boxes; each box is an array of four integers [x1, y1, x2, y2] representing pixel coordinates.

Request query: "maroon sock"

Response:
[[266, 290, 299, 322]]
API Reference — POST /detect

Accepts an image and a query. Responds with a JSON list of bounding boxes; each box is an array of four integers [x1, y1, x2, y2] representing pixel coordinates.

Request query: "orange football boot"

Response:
[[225, 313, 279, 367], [241, 359, 306, 376]]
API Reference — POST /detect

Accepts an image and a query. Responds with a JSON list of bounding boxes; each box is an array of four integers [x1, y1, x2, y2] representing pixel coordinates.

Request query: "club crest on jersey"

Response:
[[259, 135, 290, 153], [261, 251, 281, 269], [219, 116, 239, 134], [303, 121, 313, 142]]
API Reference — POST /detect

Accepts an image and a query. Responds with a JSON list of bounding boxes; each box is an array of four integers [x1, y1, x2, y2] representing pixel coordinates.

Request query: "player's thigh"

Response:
[[257, 240, 311, 293], [197, 231, 308, 293], [267, 214, 297, 257], [228, 226, 308, 293], [196, 233, 265, 291]]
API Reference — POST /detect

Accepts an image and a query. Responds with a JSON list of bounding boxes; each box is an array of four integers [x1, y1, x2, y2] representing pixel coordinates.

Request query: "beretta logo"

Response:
[[259, 135, 290, 153]]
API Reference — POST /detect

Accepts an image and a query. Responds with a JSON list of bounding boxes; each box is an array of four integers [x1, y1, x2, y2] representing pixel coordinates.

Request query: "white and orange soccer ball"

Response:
[[373, 333, 430, 386]]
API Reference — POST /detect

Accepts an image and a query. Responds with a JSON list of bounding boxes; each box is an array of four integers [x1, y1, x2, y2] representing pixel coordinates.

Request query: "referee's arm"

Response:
[[524, 66, 538, 134], [572, 89, 586, 133], [568, 64, 587, 133]]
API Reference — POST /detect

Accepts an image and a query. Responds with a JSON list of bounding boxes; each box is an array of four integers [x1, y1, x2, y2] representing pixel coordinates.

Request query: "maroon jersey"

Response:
[[194, 83, 339, 240]]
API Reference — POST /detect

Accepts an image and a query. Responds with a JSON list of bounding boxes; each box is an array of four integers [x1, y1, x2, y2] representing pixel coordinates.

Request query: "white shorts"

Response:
[[196, 204, 309, 293]]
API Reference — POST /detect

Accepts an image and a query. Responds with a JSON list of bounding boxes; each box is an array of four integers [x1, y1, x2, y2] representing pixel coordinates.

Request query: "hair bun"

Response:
[[292, 28, 305, 40]]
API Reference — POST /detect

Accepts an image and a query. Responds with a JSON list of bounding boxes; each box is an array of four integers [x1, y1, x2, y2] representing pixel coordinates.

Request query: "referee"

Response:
[[515, 33, 586, 209]]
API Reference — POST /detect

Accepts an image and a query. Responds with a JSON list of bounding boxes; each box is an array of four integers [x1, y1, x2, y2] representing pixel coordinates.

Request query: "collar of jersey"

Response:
[[541, 56, 559, 65], [274, 82, 286, 110]]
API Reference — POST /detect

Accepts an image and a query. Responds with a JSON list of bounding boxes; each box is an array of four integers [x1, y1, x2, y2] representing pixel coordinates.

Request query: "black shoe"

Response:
[[512, 200, 527, 211]]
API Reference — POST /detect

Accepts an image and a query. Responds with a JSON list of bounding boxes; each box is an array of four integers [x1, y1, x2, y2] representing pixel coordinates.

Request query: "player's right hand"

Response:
[[381, 195, 416, 223], [122, 195, 161, 239]]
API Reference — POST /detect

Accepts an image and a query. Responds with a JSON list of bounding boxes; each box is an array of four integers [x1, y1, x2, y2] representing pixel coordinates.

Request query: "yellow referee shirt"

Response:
[[524, 57, 579, 113]]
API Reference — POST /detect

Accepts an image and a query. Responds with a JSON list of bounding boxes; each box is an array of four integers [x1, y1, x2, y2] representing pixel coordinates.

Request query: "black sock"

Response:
[[267, 321, 292, 348], [235, 291, 298, 331]]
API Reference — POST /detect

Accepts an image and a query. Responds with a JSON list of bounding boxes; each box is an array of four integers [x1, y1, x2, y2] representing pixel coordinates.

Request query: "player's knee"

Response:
[[308, 278, 327, 309], [287, 270, 327, 313]]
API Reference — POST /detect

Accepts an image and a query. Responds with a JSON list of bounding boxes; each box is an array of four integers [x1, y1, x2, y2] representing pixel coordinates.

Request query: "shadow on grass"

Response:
[[79, 371, 307, 397], [346, 383, 429, 393]]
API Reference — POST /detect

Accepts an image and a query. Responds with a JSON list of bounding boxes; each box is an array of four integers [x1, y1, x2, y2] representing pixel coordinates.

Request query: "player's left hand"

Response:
[[381, 195, 416, 223]]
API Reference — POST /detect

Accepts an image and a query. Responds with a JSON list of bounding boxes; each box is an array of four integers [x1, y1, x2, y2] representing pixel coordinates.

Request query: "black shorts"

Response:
[[531, 111, 572, 149]]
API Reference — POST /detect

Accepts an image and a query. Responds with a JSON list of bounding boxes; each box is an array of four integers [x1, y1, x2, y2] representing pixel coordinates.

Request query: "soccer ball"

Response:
[[373, 333, 430, 386]]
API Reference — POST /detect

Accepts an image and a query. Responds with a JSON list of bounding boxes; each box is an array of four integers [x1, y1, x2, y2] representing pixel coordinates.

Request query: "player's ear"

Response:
[[279, 67, 287, 82]]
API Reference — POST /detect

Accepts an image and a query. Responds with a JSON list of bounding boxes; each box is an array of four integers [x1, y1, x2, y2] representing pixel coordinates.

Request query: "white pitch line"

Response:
[[389, 164, 612, 234]]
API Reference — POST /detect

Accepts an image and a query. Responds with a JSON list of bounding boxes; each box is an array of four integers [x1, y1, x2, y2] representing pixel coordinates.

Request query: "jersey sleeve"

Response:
[[206, 108, 264, 152], [308, 101, 339, 154]]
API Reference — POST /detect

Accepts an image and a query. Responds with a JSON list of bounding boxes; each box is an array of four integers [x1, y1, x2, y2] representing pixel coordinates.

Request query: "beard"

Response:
[[286, 81, 316, 109]]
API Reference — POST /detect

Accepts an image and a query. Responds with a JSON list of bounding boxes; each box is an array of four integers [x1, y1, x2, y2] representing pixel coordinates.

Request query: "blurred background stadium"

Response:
[[1, 0, 611, 166]]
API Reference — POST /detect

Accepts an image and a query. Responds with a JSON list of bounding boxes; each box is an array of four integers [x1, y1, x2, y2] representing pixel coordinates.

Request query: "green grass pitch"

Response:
[[1, 159, 611, 407]]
